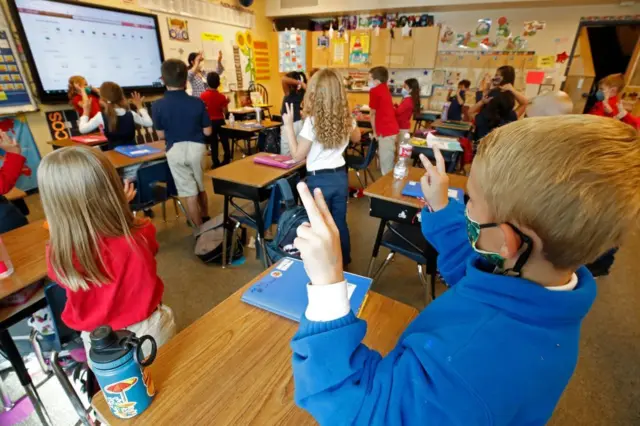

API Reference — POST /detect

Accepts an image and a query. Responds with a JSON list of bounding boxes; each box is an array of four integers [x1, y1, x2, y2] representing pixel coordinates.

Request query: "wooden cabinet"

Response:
[[411, 26, 440, 69], [310, 32, 330, 69], [369, 30, 390, 68], [389, 29, 414, 68]]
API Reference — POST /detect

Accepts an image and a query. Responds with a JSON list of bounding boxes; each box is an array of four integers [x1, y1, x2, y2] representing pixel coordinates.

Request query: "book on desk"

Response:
[[253, 154, 301, 169], [71, 134, 107, 144], [113, 145, 162, 158], [241, 258, 372, 322], [402, 181, 464, 202]]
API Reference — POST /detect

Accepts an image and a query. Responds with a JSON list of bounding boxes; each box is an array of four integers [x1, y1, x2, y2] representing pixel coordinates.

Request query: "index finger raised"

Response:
[[433, 146, 446, 174]]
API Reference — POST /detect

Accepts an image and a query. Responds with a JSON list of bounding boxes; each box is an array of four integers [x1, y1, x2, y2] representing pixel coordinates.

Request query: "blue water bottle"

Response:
[[89, 326, 157, 419]]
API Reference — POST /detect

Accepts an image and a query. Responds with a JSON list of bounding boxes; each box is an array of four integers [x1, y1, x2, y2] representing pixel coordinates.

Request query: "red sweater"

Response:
[[589, 96, 640, 130], [394, 97, 414, 130], [46, 220, 164, 332], [71, 94, 101, 118], [200, 88, 230, 121], [0, 152, 25, 195]]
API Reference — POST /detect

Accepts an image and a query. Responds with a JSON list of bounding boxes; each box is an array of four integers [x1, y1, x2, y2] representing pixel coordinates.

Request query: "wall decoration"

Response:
[[440, 26, 454, 45], [456, 32, 473, 48], [536, 55, 555, 69], [506, 36, 526, 51], [475, 19, 491, 36], [496, 17, 510, 37], [167, 18, 189, 42], [526, 71, 545, 85], [317, 35, 329, 48], [236, 30, 256, 81], [523, 21, 546, 37], [278, 30, 306, 73], [333, 38, 346, 65], [556, 51, 569, 63], [349, 33, 370, 65], [253, 40, 270, 82]]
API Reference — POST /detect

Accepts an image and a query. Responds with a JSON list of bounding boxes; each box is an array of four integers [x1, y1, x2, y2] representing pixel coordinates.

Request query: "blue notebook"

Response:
[[401, 181, 464, 203], [114, 145, 162, 158], [241, 258, 372, 322]]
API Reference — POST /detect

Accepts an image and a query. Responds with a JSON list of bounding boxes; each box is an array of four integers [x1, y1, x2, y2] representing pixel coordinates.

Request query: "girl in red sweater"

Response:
[[395, 78, 421, 141], [39, 147, 176, 355], [68, 75, 101, 118]]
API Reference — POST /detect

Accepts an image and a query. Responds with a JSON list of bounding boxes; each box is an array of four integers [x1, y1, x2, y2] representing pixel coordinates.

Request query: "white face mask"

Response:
[[368, 80, 378, 89]]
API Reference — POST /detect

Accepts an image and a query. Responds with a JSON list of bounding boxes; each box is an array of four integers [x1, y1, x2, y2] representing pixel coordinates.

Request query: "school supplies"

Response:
[[71, 134, 107, 144], [241, 257, 372, 322], [113, 145, 162, 158], [253, 153, 301, 169], [426, 133, 463, 152], [402, 181, 464, 202]]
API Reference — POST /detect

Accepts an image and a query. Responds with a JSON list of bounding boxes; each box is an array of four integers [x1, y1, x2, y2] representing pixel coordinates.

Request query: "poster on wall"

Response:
[[0, 116, 40, 191], [278, 30, 307, 73], [167, 18, 189, 42], [236, 30, 257, 83], [333, 38, 346, 65], [253, 40, 270, 82], [349, 33, 370, 65]]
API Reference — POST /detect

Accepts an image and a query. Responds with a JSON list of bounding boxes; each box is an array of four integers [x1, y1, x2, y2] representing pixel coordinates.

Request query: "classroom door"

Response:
[[563, 27, 596, 113], [564, 76, 595, 113]]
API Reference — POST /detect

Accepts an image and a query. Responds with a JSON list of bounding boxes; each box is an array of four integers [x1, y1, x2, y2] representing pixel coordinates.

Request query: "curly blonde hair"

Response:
[[302, 69, 351, 149]]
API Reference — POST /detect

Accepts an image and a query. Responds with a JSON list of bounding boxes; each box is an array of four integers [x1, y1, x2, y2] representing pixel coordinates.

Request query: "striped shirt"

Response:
[[188, 62, 225, 98]]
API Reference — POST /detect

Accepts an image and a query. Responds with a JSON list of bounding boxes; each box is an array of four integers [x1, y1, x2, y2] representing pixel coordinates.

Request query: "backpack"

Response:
[[265, 179, 308, 263], [258, 127, 281, 154], [194, 214, 244, 264]]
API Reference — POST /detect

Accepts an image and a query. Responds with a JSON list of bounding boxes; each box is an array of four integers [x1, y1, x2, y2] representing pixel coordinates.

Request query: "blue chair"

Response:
[[368, 222, 438, 306], [346, 139, 378, 188]]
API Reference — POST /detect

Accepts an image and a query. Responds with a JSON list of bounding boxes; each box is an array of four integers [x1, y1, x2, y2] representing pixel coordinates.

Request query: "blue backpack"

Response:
[[265, 178, 308, 263]]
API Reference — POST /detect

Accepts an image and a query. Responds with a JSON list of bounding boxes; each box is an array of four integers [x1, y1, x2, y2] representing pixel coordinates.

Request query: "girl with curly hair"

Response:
[[282, 68, 361, 266]]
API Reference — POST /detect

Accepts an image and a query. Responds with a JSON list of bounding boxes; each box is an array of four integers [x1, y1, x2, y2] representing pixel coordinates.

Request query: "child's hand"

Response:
[[218, 50, 223, 62], [294, 182, 344, 286], [131, 91, 145, 109], [603, 100, 614, 114], [282, 103, 295, 127], [0, 131, 20, 154], [501, 83, 514, 92], [419, 148, 449, 212], [123, 180, 137, 203]]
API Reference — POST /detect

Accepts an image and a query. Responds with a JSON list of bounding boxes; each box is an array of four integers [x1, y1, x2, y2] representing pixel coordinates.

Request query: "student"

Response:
[[394, 78, 420, 141], [0, 130, 27, 233], [588, 73, 640, 129], [187, 51, 224, 99], [447, 79, 470, 121], [68, 76, 100, 118], [39, 147, 176, 355], [200, 72, 231, 168], [282, 68, 361, 267], [78, 82, 153, 150], [525, 90, 573, 117], [152, 59, 212, 227], [281, 71, 307, 122], [369, 66, 399, 176], [469, 65, 528, 142], [290, 115, 640, 425]]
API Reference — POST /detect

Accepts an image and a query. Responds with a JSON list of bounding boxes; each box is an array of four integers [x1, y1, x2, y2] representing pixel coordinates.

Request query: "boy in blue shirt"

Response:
[[152, 59, 212, 227], [447, 79, 470, 121], [290, 115, 640, 425]]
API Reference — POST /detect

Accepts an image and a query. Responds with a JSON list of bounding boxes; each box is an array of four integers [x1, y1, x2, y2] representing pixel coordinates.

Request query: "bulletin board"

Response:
[[278, 30, 307, 73]]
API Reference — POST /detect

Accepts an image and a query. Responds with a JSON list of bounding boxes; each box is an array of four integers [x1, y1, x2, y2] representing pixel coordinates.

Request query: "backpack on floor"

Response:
[[258, 127, 281, 154], [194, 214, 244, 264], [265, 179, 308, 263]]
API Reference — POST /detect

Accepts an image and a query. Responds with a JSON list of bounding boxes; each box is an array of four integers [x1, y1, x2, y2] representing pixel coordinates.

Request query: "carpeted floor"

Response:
[[6, 166, 640, 425]]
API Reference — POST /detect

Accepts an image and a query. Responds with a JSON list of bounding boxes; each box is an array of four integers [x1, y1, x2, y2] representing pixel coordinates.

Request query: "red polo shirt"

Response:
[[369, 83, 399, 137], [201, 88, 230, 121]]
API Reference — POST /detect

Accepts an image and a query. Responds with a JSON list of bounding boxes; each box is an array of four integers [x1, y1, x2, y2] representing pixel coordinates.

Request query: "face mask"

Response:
[[595, 90, 605, 102], [368, 80, 378, 89], [464, 207, 533, 276], [459, 90, 466, 97], [401, 88, 410, 97]]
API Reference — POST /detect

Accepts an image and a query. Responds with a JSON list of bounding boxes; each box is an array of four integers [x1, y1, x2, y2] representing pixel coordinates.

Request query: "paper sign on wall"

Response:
[[536, 55, 555, 69], [333, 38, 346, 65], [167, 18, 189, 42], [201, 33, 223, 42], [349, 34, 370, 65]]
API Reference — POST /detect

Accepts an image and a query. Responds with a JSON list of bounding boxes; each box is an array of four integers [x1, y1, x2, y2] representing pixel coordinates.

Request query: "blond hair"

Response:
[[38, 147, 139, 291], [302, 69, 352, 149], [68, 75, 87, 102], [475, 115, 640, 269], [526, 91, 573, 117], [599, 73, 625, 92]]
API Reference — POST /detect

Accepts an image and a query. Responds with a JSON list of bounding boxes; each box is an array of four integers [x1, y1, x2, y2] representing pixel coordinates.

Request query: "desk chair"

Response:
[[368, 222, 437, 306], [346, 139, 378, 188], [248, 82, 270, 119], [411, 147, 461, 174]]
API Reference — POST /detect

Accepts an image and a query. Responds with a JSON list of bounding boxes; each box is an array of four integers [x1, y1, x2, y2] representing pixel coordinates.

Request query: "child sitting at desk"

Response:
[[68, 75, 100, 118], [282, 68, 361, 267], [0, 130, 28, 233], [39, 147, 176, 356], [290, 115, 640, 425]]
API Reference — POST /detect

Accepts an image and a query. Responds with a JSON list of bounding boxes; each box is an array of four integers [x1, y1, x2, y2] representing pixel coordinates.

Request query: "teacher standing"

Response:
[[187, 50, 225, 98]]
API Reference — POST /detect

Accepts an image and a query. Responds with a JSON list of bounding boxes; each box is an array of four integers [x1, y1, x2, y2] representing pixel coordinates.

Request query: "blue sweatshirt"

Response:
[[291, 201, 596, 425]]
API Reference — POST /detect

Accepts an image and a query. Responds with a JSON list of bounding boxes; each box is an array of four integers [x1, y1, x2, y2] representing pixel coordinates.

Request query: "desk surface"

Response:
[[92, 266, 418, 425], [364, 168, 468, 209], [0, 220, 49, 300], [206, 153, 304, 189], [432, 120, 472, 131], [48, 137, 106, 148], [222, 120, 281, 132], [103, 142, 166, 169], [5, 187, 27, 201]]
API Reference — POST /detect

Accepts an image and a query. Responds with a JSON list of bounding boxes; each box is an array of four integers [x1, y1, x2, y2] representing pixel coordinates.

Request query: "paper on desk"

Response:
[[426, 133, 463, 152]]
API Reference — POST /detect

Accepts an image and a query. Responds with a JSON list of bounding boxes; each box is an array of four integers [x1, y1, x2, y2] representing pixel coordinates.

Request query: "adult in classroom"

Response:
[[187, 50, 225, 98]]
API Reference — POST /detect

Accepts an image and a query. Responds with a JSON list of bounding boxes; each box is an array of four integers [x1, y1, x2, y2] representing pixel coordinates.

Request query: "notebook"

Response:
[[253, 154, 301, 169], [426, 133, 463, 152], [241, 258, 372, 322], [401, 181, 464, 203], [113, 145, 162, 158], [71, 134, 107, 144]]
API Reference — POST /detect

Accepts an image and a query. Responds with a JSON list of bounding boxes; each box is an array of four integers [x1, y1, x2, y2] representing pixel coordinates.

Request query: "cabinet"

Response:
[[369, 30, 390, 68], [411, 26, 440, 69], [389, 29, 414, 68], [311, 32, 330, 69]]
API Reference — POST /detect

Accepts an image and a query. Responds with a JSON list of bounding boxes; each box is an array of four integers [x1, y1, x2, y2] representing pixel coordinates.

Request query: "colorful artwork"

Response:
[[475, 19, 491, 36], [278, 30, 306, 73], [105, 377, 139, 419], [523, 21, 546, 37], [496, 17, 510, 37], [556, 51, 569, 64], [349, 34, 370, 65], [236, 30, 256, 81], [456, 32, 476, 48], [506, 35, 526, 51], [167, 18, 189, 42], [253, 40, 270, 82], [440, 26, 454, 45]]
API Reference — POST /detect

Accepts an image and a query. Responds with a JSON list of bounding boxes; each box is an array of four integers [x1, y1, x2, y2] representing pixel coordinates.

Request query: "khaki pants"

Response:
[[166, 142, 206, 197], [378, 134, 398, 176]]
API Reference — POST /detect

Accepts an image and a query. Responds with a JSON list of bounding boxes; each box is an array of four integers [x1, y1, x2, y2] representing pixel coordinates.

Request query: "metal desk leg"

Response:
[[222, 195, 230, 268], [253, 200, 270, 269], [0, 329, 53, 426], [367, 219, 387, 277]]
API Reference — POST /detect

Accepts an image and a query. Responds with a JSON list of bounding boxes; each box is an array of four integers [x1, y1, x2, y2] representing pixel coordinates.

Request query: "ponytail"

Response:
[[103, 102, 118, 132], [405, 78, 421, 116]]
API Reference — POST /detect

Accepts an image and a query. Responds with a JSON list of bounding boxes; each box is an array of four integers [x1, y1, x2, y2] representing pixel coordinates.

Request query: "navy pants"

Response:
[[307, 169, 351, 266]]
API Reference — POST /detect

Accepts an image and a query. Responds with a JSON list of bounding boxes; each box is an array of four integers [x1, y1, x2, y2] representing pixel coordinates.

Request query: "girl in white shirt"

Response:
[[78, 81, 153, 151], [282, 68, 361, 266]]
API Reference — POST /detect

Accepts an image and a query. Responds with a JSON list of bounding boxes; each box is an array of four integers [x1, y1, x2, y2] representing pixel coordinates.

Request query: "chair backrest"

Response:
[[362, 140, 379, 168], [135, 161, 170, 207], [256, 83, 268, 104], [44, 281, 79, 352]]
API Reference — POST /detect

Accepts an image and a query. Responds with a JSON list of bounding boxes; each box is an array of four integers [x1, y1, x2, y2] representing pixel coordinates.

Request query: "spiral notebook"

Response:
[[241, 258, 372, 322]]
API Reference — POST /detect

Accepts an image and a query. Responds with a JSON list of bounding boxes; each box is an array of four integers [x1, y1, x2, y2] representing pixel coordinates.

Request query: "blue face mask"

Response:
[[401, 88, 410, 97], [595, 90, 605, 102], [368, 80, 378, 89]]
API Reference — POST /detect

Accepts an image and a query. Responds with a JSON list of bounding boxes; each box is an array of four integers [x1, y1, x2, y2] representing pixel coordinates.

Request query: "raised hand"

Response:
[[294, 182, 344, 286], [501, 83, 514, 92], [282, 103, 295, 127], [0, 131, 20, 154], [131, 91, 145, 110], [218, 50, 223, 62], [418, 147, 449, 212]]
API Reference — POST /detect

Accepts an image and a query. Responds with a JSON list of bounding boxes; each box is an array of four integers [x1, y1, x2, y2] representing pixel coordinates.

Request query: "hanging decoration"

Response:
[[440, 26, 454, 45], [349, 32, 370, 65], [556, 51, 569, 63], [506, 35, 526, 51], [496, 16, 510, 37], [523, 20, 546, 37], [475, 19, 491, 36]]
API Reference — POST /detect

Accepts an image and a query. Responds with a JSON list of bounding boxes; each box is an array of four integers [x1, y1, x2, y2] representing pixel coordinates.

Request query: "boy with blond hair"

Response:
[[290, 115, 640, 425], [589, 73, 639, 129]]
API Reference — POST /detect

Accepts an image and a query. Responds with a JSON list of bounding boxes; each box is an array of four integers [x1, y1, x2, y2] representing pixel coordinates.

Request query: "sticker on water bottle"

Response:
[[105, 377, 140, 418], [398, 145, 412, 158]]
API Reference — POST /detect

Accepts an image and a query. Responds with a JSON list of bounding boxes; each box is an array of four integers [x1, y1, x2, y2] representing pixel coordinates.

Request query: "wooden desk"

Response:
[[432, 120, 472, 138], [205, 155, 305, 267], [103, 142, 166, 169], [222, 120, 282, 157], [48, 136, 108, 149], [5, 187, 27, 201], [222, 119, 281, 133], [92, 266, 419, 425]]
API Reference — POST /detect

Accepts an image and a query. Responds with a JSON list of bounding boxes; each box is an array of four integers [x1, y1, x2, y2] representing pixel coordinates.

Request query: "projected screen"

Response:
[[10, 0, 164, 102]]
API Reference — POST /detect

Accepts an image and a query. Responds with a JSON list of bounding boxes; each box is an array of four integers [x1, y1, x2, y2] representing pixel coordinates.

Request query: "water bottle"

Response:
[[0, 236, 14, 279], [229, 113, 235, 126], [254, 107, 262, 124], [89, 326, 157, 419], [393, 133, 413, 180]]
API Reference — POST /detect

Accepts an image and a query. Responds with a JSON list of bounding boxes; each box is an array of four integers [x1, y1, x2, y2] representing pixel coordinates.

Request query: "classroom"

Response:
[[0, 0, 638, 424]]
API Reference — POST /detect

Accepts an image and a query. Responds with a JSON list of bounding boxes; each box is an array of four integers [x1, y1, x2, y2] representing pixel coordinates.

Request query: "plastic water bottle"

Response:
[[254, 107, 262, 124], [89, 326, 157, 419], [229, 113, 235, 126], [0, 237, 14, 279], [393, 133, 413, 180]]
